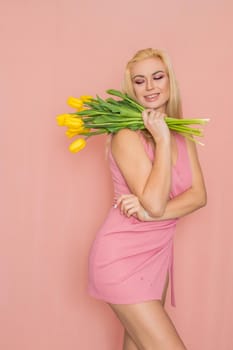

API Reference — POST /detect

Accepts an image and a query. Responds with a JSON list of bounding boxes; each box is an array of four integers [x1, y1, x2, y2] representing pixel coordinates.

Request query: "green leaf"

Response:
[[106, 89, 126, 99]]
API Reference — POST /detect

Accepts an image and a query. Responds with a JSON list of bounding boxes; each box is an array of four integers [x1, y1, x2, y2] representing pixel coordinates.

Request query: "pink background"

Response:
[[1, 0, 232, 349]]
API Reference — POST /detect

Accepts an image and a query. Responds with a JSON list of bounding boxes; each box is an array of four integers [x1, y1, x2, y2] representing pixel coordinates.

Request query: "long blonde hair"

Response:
[[106, 48, 182, 154], [122, 48, 183, 119]]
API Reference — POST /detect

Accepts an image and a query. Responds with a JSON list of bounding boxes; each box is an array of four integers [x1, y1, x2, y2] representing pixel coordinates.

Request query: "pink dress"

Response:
[[87, 131, 192, 307]]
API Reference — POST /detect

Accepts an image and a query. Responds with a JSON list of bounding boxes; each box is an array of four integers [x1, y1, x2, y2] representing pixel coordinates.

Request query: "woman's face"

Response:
[[130, 57, 170, 112]]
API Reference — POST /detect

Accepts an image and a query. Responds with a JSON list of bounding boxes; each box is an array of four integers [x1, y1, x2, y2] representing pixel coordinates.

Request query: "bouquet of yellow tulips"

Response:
[[56, 89, 209, 153]]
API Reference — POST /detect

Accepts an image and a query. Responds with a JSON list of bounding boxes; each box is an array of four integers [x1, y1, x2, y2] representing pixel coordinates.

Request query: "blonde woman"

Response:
[[88, 48, 207, 350]]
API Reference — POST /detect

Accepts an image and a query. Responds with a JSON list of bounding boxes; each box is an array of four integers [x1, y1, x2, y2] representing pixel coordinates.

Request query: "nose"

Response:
[[146, 78, 153, 90]]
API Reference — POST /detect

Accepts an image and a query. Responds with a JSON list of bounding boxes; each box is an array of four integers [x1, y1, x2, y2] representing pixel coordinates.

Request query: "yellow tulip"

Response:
[[65, 129, 79, 138], [80, 95, 93, 103], [66, 127, 91, 138], [56, 114, 71, 126], [81, 128, 90, 134], [64, 117, 83, 128], [69, 138, 86, 153], [67, 97, 83, 110]]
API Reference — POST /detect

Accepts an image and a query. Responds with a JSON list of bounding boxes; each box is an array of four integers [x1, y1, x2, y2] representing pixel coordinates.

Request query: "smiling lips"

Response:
[[144, 93, 160, 102]]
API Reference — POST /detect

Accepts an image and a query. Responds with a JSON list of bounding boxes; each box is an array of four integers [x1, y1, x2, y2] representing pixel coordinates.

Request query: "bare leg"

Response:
[[123, 271, 169, 349], [109, 300, 187, 350], [123, 329, 139, 350], [109, 271, 186, 350]]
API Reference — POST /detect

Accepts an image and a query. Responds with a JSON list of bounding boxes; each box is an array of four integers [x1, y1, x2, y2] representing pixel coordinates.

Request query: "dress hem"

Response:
[[87, 288, 176, 308]]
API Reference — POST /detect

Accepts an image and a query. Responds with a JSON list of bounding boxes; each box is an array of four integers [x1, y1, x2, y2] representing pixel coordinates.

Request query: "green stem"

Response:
[[84, 130, 107, 136], [169, 125, 203, 136]]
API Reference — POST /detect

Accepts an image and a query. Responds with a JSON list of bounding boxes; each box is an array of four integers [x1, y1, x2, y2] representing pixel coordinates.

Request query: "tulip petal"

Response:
[[56, 114, 71, 126], [69, 138, 86, 153], [67, 97, 83, 109]]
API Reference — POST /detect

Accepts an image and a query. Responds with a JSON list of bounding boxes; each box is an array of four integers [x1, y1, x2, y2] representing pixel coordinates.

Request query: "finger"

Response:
[[126, 207, 138, 217], [120, 199, 135, 214], [123, 200, 140, 216], [142, 109, 154, 121], [116, 194, 130, 207], [142, 110, 149, 123], [149, 111, 162, 119], [122, 200, 139, 215], [121, 202, 135, 216], [124, 206, 134, 217], [119, 194, 137, 204], [116, 194, 139, 209], [121, 197, 136, 206], [158, 112, 167, 119], [121, 202, 133, 215]]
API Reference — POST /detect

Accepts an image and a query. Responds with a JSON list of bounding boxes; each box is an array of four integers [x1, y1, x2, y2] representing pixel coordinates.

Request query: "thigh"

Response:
[[123, 330, 139, 350], [123, 271, 169, 350], [108, 300, 187, 350]]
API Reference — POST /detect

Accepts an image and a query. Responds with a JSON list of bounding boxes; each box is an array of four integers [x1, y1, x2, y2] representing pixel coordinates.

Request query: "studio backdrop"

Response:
[[0, 0, 232, 349]]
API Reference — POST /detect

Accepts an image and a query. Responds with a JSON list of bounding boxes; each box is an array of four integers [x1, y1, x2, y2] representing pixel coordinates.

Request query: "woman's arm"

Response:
[[116, 137, 207, 221], [111, 110, 171, 217]]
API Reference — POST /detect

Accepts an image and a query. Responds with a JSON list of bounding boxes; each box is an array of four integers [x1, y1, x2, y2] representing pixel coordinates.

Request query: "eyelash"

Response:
[[135, 76, 164, 84]]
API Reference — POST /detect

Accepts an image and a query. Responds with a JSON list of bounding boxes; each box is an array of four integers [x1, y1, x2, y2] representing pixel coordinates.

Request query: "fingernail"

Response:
[[113, 204, 117, 208]]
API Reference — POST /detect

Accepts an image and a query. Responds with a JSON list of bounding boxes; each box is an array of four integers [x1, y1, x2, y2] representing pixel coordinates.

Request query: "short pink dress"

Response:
[[87, 131, 192, 307]]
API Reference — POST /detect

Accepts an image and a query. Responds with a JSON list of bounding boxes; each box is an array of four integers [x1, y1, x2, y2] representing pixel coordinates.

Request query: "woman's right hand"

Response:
[[142, 109, 170, 142]]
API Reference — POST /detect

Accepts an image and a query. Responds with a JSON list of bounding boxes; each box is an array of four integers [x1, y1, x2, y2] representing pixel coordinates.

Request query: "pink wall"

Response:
[[0, 0, 232, 349]]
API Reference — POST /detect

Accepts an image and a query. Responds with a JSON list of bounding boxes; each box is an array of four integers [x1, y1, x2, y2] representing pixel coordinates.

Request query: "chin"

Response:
[[141, 99, 167, 111], [142, 102, 162, 110]]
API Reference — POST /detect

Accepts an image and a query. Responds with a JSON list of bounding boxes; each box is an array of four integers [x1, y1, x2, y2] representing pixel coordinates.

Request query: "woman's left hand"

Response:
[[115, 194, 147, 221]]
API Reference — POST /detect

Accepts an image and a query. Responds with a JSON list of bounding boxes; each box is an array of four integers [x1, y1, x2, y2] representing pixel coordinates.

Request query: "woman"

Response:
[[87, 48, 207, 350]]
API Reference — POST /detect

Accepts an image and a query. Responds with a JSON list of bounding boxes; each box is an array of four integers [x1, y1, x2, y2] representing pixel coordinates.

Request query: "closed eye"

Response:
[[134, 75, 164, 84], [153, 75, 163, 80], [134, 80, 144, 84]]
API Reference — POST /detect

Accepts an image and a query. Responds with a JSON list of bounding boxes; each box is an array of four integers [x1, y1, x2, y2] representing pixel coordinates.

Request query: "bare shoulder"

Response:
[[111, 129, 148, 157], [112, 128, 141, 148]]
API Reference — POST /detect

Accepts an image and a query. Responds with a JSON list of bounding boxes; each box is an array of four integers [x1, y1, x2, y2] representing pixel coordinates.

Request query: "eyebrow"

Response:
[[132, 70, 165, 79]]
